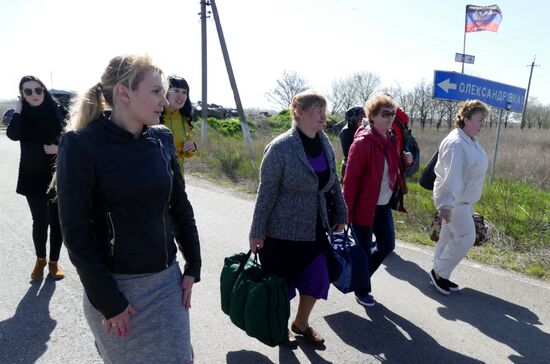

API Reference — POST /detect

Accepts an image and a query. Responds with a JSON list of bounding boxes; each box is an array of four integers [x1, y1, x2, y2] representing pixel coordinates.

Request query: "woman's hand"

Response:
[[402, 151, 413, 165], [105, 304, 139, 337], [438, 208, 452, 223], [14, 98, 22, 114], [182, 141, 196, 153], [43, 144, 58, 155], [181, 275, 195, 310], [249, 237, 264, 253], [332, 223, 346, 233]]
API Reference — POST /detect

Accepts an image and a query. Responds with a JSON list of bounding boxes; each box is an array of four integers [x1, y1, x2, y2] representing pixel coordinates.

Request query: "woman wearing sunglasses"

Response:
[[7, 75, 67, 281], [343, 93, 412, 307]]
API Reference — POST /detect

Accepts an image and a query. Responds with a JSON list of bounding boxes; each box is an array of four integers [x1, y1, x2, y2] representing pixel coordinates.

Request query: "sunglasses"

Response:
[[22, 87, 44, 96], [378, 110, 396, 118]]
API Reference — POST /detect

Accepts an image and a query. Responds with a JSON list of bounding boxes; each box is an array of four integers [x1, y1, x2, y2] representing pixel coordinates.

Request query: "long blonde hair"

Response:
[[69, 54, 164, 130]]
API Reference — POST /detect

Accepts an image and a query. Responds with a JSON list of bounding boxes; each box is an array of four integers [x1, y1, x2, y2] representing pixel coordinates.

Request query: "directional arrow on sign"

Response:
[[433, 70, 526, 112], [437, 78, 457, 93]]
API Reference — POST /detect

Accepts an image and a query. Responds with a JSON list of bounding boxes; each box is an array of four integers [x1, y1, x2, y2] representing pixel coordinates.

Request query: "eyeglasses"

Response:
[[22, 87, 44, 96], [378, 110, 396, 118]]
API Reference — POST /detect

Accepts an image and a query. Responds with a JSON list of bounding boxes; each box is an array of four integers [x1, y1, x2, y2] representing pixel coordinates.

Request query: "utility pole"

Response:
[[209, 0, 255, 156], [520, 56, 539, 130], [200, 1, 209, 144]]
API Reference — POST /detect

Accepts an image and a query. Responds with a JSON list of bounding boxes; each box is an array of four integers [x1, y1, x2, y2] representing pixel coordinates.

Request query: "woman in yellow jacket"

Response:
[[161, 76, 197, 173]]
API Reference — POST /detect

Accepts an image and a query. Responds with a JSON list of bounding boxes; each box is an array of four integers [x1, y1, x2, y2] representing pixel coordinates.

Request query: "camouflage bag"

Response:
[[430, 212, 487, 246]]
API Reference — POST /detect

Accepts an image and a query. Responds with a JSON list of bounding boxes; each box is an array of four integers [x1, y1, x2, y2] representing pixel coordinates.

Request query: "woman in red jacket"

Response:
[[343, 93, 412, 307]]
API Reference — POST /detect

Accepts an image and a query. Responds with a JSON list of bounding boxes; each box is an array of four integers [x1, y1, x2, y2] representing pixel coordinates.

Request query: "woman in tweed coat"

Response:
[[249, 90, 347, 346]]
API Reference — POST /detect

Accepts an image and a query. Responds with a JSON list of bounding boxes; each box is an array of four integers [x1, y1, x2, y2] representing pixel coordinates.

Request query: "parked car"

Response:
[[194, 102, 239, 119], [2, 108, 14, 126], [50, 89, 76, 109]]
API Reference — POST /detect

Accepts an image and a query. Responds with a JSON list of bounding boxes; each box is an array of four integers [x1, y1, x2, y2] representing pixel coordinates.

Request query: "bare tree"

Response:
[[327, 78, 356, 114], [521, 96, 541, 129], [526, 98, 550, 129], [351, 71, 380, 105], [433, 100, 447, 130], [265, 70, 309, 109], [327, 70, 380, 114], [412, 80, 433, 129], [397, 90, 417, 126]]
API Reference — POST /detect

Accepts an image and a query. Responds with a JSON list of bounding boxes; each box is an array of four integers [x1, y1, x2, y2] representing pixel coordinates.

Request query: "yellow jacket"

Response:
[[163, 109, 196, 172]]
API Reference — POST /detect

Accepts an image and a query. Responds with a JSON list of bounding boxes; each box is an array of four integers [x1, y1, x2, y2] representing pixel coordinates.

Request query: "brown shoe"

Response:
[[291, 323, 325, 345], [48, 262, 65, 280], [279, 329, 298, 348], [31, 258, 47, 280]]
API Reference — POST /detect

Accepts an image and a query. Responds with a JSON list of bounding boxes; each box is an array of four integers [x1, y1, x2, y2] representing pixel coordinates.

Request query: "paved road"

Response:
[[1, 130, 549, 363]]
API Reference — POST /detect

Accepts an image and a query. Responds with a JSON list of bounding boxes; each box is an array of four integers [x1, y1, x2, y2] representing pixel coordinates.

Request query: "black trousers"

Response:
[[351, 204, 396, 294], [25, 194, 63, 261]]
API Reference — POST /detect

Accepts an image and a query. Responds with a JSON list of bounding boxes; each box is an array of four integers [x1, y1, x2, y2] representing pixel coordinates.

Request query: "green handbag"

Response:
[[220, 250, 290, 347]]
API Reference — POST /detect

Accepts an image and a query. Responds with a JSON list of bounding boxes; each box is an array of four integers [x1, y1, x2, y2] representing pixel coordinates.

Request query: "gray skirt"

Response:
[[83, 261, 192, 364]]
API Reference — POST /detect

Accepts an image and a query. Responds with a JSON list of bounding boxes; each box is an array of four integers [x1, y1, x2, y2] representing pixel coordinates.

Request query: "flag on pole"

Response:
[[465, 5, 502, 32]]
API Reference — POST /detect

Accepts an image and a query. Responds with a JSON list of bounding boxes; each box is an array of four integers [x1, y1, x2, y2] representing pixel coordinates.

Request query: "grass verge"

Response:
[[186, 128, 550, 281]]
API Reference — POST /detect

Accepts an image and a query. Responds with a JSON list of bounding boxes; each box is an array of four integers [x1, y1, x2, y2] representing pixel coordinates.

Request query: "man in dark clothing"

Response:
[[339, 106, 365, 179]]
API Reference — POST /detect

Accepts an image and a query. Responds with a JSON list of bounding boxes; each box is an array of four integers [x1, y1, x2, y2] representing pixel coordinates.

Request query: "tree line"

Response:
[[265, 70, 550, 130]]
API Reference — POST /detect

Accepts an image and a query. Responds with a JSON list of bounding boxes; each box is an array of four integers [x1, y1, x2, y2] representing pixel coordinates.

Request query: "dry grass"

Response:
[[413, 125, 550, 190]]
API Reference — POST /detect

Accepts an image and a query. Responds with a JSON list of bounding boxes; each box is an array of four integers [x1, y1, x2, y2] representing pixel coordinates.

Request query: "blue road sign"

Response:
[[433, 70, 526, 112]]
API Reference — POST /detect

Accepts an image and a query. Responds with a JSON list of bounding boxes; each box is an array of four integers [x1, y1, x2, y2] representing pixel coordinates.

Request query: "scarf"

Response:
[[20, 99, 62, 144], [371, 125, 398, 191]]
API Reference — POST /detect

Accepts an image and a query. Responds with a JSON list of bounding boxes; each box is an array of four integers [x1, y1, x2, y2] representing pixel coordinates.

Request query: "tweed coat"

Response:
[[250, 127, 347, 241]]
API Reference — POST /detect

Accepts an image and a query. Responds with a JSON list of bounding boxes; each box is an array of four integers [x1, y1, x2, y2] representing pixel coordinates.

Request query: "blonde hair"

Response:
[[69, 54, 165, 130], [364, 93, 397, 122], [455, 100, 489, 128], [290, 89, 327, 121]]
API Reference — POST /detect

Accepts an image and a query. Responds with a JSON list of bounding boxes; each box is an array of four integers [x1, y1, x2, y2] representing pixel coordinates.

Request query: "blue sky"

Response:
[[1, 0, 549, 109]]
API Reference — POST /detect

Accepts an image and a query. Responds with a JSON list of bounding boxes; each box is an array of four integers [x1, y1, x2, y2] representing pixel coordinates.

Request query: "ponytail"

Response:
[[69, 83, 106, 130], [69, 54, 163, 131]]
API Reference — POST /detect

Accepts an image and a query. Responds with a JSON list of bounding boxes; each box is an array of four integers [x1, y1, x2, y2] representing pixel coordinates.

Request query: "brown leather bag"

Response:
[[430, 212, 488, 246]]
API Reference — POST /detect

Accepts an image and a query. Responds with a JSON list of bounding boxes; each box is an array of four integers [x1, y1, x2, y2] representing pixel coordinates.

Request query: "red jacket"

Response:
[[343, 125, 402, 228]]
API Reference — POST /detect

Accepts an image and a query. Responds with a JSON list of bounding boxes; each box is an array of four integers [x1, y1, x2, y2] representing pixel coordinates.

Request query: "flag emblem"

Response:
[[465, 5, 502, 32]]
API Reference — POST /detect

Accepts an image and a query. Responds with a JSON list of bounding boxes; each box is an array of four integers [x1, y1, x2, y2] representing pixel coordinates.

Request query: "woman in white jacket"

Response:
[[430, 100, 489, 295]]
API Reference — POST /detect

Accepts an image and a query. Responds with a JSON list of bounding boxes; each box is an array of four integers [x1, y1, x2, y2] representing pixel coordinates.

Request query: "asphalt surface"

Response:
[[1, 130, 549, 363]]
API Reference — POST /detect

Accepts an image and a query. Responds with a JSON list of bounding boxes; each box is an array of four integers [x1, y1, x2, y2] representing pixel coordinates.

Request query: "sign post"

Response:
[[490, 102, 512, 184], [433, 70, 526, 112]]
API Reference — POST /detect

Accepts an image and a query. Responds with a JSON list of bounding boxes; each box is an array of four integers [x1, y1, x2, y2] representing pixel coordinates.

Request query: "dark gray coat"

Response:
[[250, 127, 347, 241]]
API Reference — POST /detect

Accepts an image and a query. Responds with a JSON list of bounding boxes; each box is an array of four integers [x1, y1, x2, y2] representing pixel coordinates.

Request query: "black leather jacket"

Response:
[[56, 115, 201, 319]]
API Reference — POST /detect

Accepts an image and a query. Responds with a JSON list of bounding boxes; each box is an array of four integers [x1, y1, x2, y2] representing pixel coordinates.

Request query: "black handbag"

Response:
[[419, 151, 438, 190], [389, 183, 406, 212], [327, 228, 370, 293]]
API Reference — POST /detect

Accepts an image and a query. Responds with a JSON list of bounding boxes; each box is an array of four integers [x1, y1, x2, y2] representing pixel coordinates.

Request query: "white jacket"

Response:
[[433, 128, 488, 210]]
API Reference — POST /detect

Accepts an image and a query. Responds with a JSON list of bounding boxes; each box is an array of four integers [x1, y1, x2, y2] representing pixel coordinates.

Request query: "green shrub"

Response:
[[194, 117, 255, 137], [268, 109, 292, 131]]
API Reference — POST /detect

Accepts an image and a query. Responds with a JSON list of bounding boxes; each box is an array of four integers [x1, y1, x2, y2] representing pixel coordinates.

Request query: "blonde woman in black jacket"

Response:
[[7, 75, 66, 280], [56, 55, 201, 364]]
